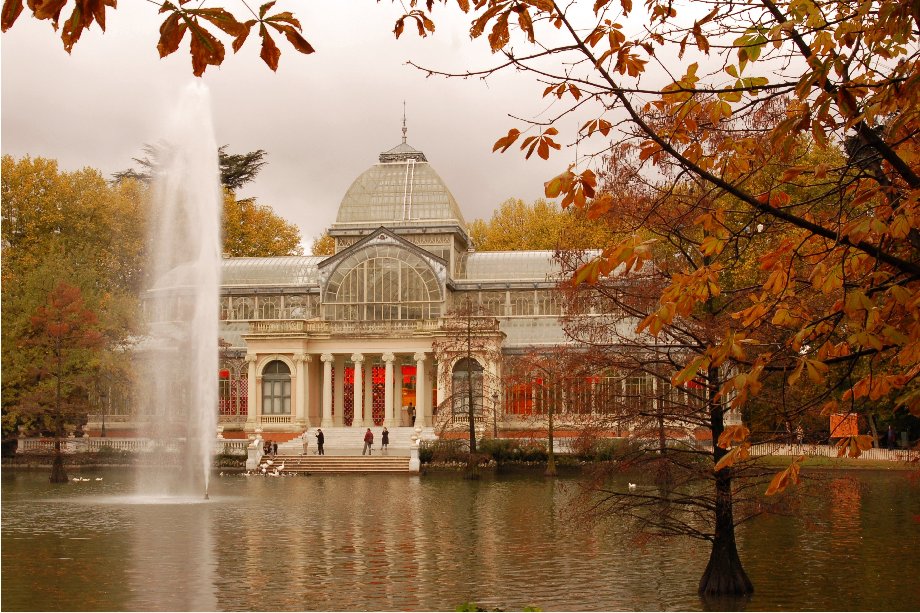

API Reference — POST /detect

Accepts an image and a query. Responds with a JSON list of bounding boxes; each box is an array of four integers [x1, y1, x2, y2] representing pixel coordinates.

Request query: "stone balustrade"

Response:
[[16, 437, 249, 456]]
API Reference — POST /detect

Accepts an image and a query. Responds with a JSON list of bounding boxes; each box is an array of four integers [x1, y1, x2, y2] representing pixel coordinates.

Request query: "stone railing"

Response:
[[16, 437, 249, 457], [248, 319, 442, 337], [259, 415, 292, 424]]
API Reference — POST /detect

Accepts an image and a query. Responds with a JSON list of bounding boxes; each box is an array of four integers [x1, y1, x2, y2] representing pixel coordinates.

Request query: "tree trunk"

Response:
[[49, 439, 68, 483], [50, 340, 68, 484], [545, 392, 557, 477], [699, 364, 753, 595], [698, 469, 752, 595]]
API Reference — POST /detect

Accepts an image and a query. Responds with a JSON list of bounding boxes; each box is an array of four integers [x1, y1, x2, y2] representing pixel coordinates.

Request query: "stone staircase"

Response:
[[277, 426, 435, 456], [258, 455, 411, 473]]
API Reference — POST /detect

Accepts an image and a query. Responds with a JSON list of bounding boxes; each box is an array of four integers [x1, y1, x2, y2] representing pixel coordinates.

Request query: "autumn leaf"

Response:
[[717, 424, 750, 449], [494, 128, 522, 153], [188, 18, 225, 76], [158, 11, 188, 58], [765, 457, 803, 495], [714, 442, 749, 471], [1, 0, 25, 32], [835, 435, 873, 458], [258, 23, 280, 72]]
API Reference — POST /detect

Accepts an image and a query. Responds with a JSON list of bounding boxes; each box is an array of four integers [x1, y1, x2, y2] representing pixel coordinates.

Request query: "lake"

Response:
[[2, 468, 918, 611]]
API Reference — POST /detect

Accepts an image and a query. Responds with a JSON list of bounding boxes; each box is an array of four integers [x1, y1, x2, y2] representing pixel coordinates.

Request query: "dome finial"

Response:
[[402, 101, 408, 144]]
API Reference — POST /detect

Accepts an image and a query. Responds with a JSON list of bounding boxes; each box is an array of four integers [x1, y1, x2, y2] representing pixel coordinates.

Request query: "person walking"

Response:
[[381, 427, 389, 452], [316, 428, 325, 455], [363, 428, 374, 455]]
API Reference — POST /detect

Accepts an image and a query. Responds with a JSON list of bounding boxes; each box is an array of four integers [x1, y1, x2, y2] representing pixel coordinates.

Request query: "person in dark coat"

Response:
[[362, 428, 374, 455], [887, 425, 897, 449], [381, 427, 389, 452], [316, 428, 325, 455], [272, 441, 278, 456], [409, 403, 416, 426]]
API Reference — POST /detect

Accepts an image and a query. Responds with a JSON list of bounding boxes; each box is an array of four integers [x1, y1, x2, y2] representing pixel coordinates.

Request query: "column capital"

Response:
[[245, 354, 258, 364], [293, 353, 312, 363], [321, 353, 334, 363], [413, 351, 426, 362], [382, 352, 395, 363], [351, 353, 365, 363]]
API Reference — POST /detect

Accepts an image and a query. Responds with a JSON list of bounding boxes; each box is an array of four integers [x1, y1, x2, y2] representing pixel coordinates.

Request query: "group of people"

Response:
[[262, 440, 278, 456], [309, 426, 390, 455], [362, 427, 389, 455]]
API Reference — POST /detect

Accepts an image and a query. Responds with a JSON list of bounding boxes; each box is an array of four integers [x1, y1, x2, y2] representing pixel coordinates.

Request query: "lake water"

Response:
[[2, 468, 918, 611]]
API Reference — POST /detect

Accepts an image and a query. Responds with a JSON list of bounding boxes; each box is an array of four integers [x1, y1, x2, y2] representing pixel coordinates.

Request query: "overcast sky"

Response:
[[1, 1, 586, 249]]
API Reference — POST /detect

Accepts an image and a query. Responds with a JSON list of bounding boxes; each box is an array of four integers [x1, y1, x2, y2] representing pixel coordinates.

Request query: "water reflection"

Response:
[[2, 469, 918, 611]]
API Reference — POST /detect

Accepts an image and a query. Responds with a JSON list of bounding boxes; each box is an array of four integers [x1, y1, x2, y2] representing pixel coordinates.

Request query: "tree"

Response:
[[311, 232, 336, 256], [113, 146, 303, 257], [432, 297, 504, 477], [503, 346, 592, 476], [113, 144, 268, 191], [2, 156, 145, 448], [222, 192, 303, 257], [19, 282, 104, 482], [469, 198, 614, 251]]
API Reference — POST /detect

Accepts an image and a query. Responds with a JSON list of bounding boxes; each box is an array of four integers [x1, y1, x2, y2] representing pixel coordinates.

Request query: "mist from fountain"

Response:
[[137, 83, 221, 500]]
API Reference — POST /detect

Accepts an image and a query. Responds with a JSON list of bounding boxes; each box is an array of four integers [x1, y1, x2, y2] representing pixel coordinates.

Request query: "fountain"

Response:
[[136, 83, 221, 500]]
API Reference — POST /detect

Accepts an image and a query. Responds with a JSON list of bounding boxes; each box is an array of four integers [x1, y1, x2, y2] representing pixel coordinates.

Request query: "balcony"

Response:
[[246, 319, 443, 338]]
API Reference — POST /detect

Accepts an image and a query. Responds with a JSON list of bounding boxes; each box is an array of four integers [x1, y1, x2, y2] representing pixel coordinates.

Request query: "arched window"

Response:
[[451, 357, 484, 421], [261, 360, 291, 415], [324, 244, 442, 321]]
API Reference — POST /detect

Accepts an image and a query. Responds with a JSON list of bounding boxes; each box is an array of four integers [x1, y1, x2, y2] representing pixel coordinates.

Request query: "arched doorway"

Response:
[[451, 357, 483, 423], [261, 360, 291, 416]]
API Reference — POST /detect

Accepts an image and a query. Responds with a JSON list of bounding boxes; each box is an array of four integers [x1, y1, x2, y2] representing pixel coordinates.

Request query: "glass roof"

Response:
[[221, 256, 324, 287], [334, 142, 467, 229], [460, 251, 563, 281], [500, 317, 572, 347]]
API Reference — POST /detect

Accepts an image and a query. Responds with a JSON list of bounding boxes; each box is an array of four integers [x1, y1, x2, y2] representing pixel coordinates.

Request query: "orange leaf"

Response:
[[765, 457, 803, 496], [158, 11, 187, 58], [1, 0, 25, 32], [258, 24, 280, 72], [714, 443, 749, 472], [717, 424, 750, 449]]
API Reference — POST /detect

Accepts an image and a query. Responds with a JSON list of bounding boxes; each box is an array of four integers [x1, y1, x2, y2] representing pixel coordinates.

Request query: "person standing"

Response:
[[272, 441, 278, 456], [887, 425, 897, 449], [381, 427, 389, 452], [363, 428, 374, 455], [409, 403, 416, 426], [316, 428, 325, 455]]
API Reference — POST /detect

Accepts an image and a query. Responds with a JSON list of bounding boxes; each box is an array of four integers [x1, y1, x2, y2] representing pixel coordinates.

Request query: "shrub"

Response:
[[420, 439, 469, 464]]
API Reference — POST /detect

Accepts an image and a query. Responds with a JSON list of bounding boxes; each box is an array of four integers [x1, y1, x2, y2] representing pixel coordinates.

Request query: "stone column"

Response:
[[293, 354, 308, 428], [414, 351, 427, 428], [383, 352, 396, 428], [245, 354, 258, 430], [363, 359, 374, 427], [436, 359, 447, 409], [334, 355, 345, 427], [321, 353, 334, 428], [393, 361, 403, 425], [352, 353, 364, 428]]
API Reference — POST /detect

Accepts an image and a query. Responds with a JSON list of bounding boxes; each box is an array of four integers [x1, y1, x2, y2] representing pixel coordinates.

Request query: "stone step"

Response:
[[253, 455, 410, 473], [276, 426, 435, 455]]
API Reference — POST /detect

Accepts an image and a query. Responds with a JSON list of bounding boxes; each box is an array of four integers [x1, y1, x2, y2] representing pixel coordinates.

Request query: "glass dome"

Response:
[[334, 141, 467, 229]]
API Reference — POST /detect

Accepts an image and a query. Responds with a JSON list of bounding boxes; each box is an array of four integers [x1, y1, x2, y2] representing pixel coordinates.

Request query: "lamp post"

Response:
[[491, 391, 499, 438]]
